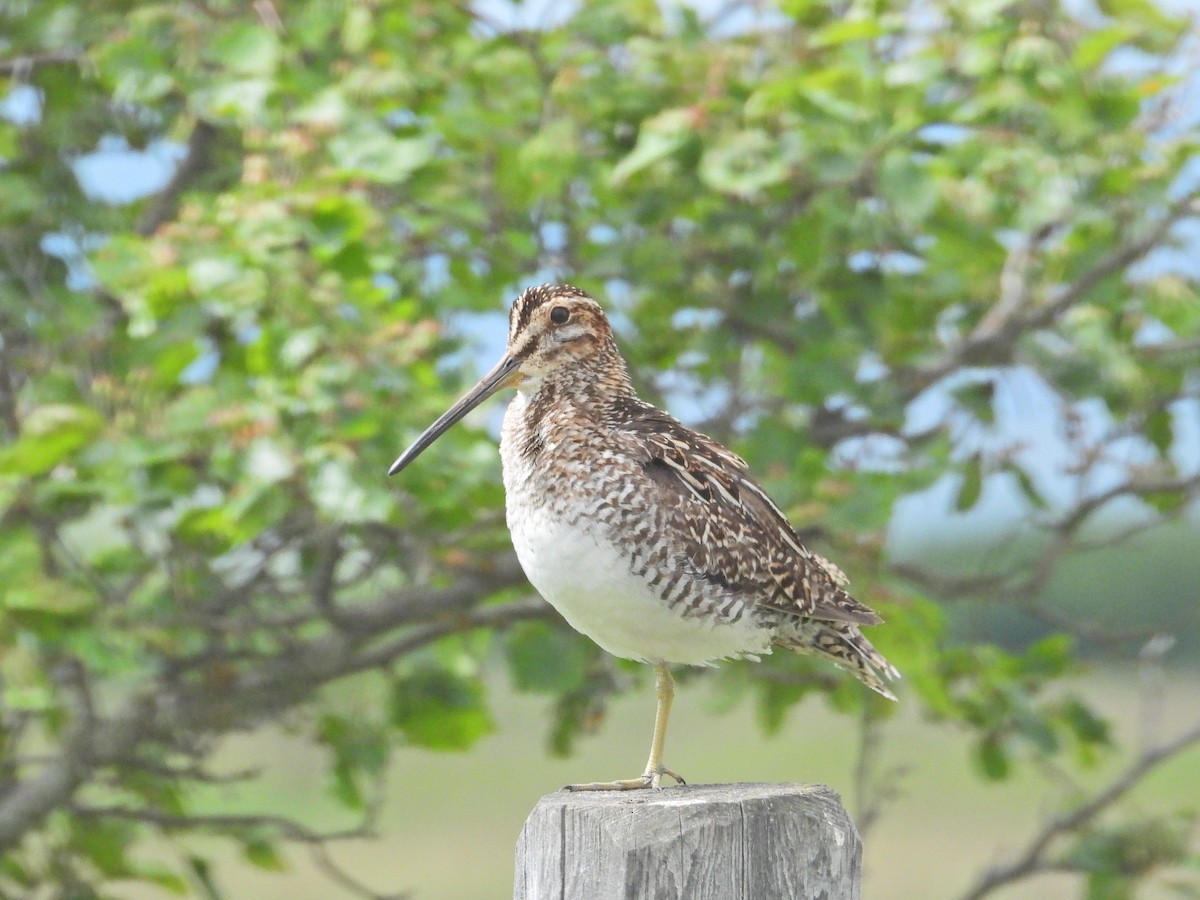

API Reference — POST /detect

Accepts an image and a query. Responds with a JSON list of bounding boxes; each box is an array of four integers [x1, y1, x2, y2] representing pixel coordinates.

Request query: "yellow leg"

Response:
[[565, 663, 686, 791]]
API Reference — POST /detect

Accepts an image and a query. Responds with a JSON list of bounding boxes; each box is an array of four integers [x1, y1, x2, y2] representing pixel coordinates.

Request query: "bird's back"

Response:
[[499, 385, 897, 696]]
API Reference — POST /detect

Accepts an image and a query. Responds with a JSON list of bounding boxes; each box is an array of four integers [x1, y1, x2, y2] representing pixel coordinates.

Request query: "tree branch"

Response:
[[70, 803, 369, 844], [0, 568, 536, 854], [0, 695, 157, 852], [328, 552, 528, 634], [0, 51, 81, 76], [1138, 333, 1200, 359], [0, 328, 22, 440], [1032, 193, 1198, 329], [135, 119, 222, 237], [343, 596, 552, 674], [892, 468, 1200, 613], [901, 192, 1200, 397], [308, 839, 411, 900], [959, 718, 1200, 900]]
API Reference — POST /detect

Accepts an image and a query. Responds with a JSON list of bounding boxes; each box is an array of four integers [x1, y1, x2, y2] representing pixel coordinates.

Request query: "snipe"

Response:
[[389, 284, 897, 791]]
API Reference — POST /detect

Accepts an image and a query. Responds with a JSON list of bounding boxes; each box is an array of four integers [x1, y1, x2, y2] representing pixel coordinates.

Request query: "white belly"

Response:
[[507, 502, 773, 666]]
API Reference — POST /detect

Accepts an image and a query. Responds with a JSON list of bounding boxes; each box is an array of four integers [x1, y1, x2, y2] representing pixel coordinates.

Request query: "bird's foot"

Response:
[[563, 764, 686, 792]]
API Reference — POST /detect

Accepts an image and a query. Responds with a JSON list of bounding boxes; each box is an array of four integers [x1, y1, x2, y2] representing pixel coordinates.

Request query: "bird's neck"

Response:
[[527, 342, 636, 408], [515, 357, 635, 437]]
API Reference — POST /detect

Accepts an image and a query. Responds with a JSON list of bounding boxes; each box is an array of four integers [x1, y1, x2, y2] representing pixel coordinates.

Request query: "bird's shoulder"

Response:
[[606, 398, 880, 626], [607, 398, 749, 494]]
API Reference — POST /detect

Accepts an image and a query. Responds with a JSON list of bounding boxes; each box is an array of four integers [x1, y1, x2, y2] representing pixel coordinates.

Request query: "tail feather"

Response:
[[774, 619, 899, 701]]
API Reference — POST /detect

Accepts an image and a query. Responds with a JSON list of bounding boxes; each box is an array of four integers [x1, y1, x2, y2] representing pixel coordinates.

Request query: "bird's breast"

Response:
[[499, 414, 772, 666]]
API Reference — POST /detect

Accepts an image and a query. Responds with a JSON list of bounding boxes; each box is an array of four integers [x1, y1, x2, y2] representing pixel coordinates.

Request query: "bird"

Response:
[[388, 284, 897, 791]]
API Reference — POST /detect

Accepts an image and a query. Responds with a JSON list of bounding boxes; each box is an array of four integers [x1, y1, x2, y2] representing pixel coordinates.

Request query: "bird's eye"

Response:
[[550, 306, 570, 325]]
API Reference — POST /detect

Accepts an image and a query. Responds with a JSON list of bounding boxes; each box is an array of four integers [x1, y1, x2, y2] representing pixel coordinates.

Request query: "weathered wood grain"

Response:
[[513, 782, 861, 900]]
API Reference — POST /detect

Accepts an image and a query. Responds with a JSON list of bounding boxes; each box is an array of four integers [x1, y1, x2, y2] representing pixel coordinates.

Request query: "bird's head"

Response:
[[503, 284, 619, 385], [387, 284, 626, 475]]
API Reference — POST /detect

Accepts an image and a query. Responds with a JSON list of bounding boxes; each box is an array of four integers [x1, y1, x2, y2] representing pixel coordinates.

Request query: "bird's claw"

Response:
[[563, 764, 686, 792]]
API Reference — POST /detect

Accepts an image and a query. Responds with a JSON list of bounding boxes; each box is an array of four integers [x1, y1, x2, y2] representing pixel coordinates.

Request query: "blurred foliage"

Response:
[[1, 0, 1199, 896]]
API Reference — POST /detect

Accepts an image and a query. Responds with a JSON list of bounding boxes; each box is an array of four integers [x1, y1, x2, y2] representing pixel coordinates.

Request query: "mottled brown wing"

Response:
[[622, 405, 882, 626]]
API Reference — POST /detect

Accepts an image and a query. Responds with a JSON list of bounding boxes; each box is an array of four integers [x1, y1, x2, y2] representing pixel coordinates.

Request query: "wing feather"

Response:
[[618, 404, 881, 626]]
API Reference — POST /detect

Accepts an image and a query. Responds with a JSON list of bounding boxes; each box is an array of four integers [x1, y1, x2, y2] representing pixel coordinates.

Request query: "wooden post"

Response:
[[513, 783, 861, 900]]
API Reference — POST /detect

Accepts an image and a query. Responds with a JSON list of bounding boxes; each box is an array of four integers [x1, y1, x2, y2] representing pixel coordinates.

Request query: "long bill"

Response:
[[387, 353, 522, 476]]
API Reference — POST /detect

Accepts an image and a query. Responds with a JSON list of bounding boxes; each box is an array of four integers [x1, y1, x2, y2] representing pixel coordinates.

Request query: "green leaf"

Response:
[[611, 108, 695, 185], [94, 32, 176, 102], [242, 836, 286, 872], [754, 662, 814, 735], [506, 622, 589, 694], [1095, 0, 1183, 52], [73, 817, 134, 878], [318, 714, 390, 809], [1085, 871, 1134, 900], [192, 78, 273, 122], [0, 122, 20, 159], [390, 666, 493, 750], [811, 18, 887, 47], [1072, 24, 1137, 70], [1142, 489, 1188, 514], [203, 22, 282, 76], [1022, 634, 1074, 678], [699, 129, 794, 197], [0, 404, 104, 476], [132, 865, 190, 895], [954, 454, 984, 512], [975, 734, 1011, 780], [1013, 704, 1059, 755], [0, 853, 32, 888], [310, 457, 392, 523], [1059, 698, 1112, 754], [879, 153, 939, 223], [174, 505, 242, 554], [0, 173, 41, 220], [548, 666, 616, 757], [950, 378, 996, 425], [341, 5, 374, 54], [1004, 461, 1047, 510], [3, 573, 96, 626], [1144, 407, 1173, 457], [186, 855, 224, 900], [328, 123, 433, 184]]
